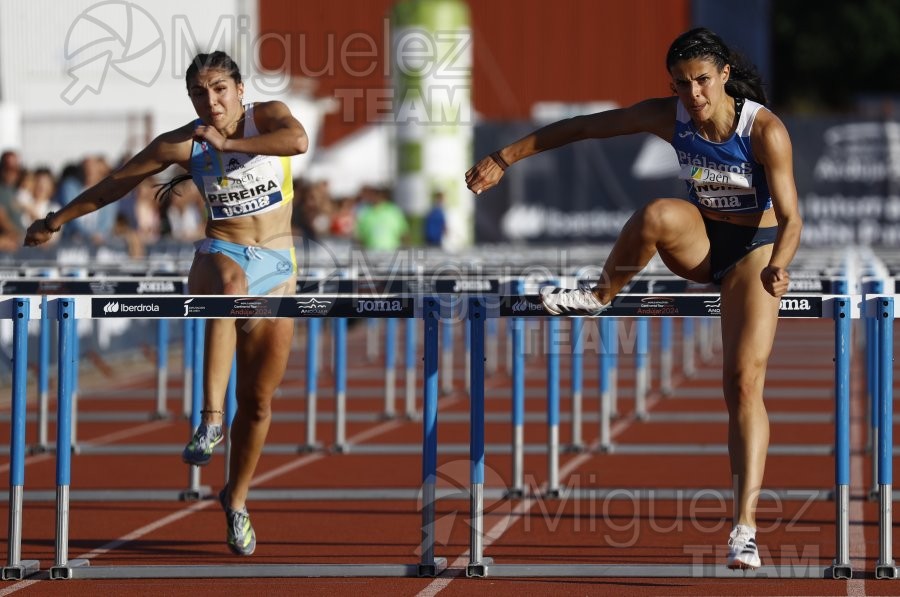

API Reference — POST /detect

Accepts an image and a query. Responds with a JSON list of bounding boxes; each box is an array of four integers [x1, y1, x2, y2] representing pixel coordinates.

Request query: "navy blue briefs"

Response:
[[702, 217, 778, 284]]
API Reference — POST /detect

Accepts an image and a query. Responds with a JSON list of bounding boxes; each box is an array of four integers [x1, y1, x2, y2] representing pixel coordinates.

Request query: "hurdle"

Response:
[[14, 294, 446, 579], [464, 293, 856, 579]]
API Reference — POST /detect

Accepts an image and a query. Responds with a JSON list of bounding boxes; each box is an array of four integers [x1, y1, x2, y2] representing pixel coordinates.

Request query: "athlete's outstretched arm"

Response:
[[465, 97, 675, 195], [23, 127, 192, 246], [193, 100, 308, 157]]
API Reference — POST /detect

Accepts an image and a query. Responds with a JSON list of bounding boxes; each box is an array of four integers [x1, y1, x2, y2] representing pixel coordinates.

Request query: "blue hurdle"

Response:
[[465, 293, 855, 580]]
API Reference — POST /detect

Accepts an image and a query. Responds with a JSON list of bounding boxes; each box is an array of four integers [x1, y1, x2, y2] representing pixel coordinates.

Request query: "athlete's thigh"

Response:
[[651, 199, 712, 283], [235, 318, 294, 394], [188, 251, 248, 295], [719, 245, 780, 374]]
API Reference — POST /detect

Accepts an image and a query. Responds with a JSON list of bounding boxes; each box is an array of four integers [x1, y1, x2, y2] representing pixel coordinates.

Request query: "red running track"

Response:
[[0, 318, 894, 596]]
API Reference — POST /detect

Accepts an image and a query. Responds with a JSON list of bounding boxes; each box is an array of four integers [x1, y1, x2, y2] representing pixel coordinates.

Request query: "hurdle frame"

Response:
[[465, 294, 856, 580]]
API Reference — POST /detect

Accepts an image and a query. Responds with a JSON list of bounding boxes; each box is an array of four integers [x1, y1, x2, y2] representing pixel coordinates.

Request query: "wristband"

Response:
[[489, 151, 510, 171], [44, 211, 61, 233]]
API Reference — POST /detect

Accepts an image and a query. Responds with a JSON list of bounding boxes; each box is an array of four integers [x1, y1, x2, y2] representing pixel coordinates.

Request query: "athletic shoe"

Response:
[[727, 524, 761, 569], [539, 286, 610, 316], [219, 487, 256, 556], [181, 423, 223, 466]]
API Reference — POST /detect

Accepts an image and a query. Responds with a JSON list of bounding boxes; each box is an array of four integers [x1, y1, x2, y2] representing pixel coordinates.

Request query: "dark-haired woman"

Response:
[[465, 27, 802, 569], [25, 51, 308, 556]]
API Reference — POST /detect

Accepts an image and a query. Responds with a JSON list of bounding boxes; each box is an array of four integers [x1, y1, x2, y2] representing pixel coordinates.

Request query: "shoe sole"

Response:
[[727, 560, 760, 570]]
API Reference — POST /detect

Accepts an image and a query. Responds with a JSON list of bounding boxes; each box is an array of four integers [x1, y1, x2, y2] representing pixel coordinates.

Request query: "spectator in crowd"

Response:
[[355, 186, 408, 250], [328, 197, 356, 239], [0, 150, 25, 235], [159, 174, 205, 242], [16, 168, 60, 244], [423, 190, 447, 248]]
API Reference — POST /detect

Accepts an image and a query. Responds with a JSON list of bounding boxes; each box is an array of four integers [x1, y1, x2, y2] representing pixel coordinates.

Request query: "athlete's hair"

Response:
[[154, 173, 193, 204], [665, 27, 767, 105], [185, 51, 242, 91]]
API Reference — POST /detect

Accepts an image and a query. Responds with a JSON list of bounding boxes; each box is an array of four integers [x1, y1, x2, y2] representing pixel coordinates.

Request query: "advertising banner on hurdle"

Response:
[[90, 295, 417, 319], [496, 294, 825, 318]]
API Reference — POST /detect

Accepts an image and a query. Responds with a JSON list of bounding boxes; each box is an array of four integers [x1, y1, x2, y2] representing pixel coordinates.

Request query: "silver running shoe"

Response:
[[219, 487, 257, 556], [181, 423, 223, 467], [726, 524, 761, 569], [539, 286, 610, 316]]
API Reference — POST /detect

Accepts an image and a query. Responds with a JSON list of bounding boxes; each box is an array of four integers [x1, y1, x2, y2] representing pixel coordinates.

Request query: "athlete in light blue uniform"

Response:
[[27, 51, 309, 557], [466, 27, 802, 570]]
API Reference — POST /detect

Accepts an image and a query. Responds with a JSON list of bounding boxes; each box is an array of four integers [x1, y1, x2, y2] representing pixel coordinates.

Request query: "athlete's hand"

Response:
[[23, 219, 54, 247], [465, 154, 507, 195], [760, 265, 790, 297], [193, 125, 228, 152]]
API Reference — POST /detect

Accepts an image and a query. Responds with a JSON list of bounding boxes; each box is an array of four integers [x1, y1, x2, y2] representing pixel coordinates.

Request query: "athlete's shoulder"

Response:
[[150, 122, 196, 163]]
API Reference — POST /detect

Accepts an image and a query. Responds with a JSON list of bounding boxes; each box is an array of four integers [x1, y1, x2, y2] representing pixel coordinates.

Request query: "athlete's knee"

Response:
[[635, 199, 689, 239], [723, 366, 767, 408], [237, 393, 273, 422]]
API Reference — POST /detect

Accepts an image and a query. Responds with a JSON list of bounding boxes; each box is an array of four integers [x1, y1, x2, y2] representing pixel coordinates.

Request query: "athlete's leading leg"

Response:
[[599, 199, 712, 301]]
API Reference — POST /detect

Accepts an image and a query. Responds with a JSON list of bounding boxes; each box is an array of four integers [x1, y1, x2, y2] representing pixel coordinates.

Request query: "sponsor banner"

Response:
[[0, 278, 184, 295], [497, 294, 823, 318], [92, 296, 416, 319]]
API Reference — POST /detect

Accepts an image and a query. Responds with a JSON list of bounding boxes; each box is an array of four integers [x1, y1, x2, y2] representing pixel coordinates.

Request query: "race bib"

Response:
[[203, 160, 284, 220], [679, 165, 759, 212]]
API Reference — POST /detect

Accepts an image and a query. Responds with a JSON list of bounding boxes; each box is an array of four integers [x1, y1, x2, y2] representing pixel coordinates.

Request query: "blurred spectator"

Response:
[[0, 150, 25, 235], [113, 212, 145, 258], [127, 178, 161, 244], [329, 197, 356, 238], [16, 168, 60, 243], [292, 178, 332, 240], [55, 156, 118, 244], [423, 190, 447, 247], [355, 186, 408, 250], [159, 174, 206, 242]]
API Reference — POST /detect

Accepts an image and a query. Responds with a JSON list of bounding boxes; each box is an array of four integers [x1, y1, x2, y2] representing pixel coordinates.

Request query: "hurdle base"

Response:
[[544, 487, 565, 499], [563, 443, 587, 454], [417, 557, 447, 577], [49, 558, 89, 580], [503, 488, 525, 500], [298, 442, 323, 454], [829, 564, 853, 580], [875, 562, 898, 579], [178, 485, 212, 502], [330, 443, 348, 454], [466, 557, 494, 578], [2, 560, 40, 581]]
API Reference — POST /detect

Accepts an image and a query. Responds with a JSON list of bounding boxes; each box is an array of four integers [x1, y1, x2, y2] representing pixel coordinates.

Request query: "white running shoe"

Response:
[[727, 524, 761, 569], [539, 286, 609, 316]]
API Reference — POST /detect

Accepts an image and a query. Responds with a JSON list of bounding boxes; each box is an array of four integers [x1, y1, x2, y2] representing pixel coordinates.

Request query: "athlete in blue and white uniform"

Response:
[[466, 28, 802, 570], [26, 51, 309, 557]]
